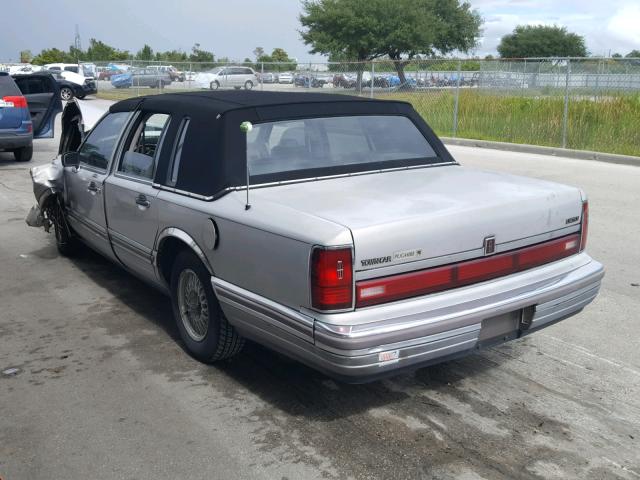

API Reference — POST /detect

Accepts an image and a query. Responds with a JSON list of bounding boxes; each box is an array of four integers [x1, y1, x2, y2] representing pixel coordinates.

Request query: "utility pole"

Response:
[[74, 24, 82, 51], [74, 24, 82, 62]]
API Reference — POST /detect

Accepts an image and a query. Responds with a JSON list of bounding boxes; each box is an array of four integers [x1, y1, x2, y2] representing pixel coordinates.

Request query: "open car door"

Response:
[[12, 72, 62, 138]]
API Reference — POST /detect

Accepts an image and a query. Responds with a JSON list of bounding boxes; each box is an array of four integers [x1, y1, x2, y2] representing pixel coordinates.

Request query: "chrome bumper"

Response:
[[213, 253, 604, 382]]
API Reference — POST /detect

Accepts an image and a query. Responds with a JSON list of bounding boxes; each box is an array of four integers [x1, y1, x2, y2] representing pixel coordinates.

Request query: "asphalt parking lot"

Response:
[[0, 115, 639, 479]]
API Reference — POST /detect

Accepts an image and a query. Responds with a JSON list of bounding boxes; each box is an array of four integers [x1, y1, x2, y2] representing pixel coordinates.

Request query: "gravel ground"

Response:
[[0, 112, 638, 479]]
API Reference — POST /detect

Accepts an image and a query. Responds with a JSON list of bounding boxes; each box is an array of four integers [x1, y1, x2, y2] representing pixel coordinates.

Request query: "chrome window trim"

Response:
[[113, 171, 153, 186], [151, 161, 457, 202], [239, 161, 458, 191], [152, 183, 215, 201]]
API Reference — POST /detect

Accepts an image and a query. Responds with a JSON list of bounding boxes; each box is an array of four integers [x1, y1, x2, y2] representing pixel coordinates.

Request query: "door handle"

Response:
[[87, 181, 101, 195], [135, 194, 151, 209]]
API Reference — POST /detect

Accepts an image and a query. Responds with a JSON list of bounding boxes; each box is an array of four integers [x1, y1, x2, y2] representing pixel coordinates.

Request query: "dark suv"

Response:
[[0, 72, 62, 161]]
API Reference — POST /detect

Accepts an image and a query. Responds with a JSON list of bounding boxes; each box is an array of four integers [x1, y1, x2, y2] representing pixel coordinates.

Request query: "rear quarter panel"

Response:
[[154, 190, 352, 310]]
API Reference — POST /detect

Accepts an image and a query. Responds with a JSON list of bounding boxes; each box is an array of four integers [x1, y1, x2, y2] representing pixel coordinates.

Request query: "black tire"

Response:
[[60, 86, 74, 101], [13, 145, 33, 162], [244, 80, 253, 90], [210, 81, 220, 90], [51, 198, 78, 256], [170, 250, 244, 363]]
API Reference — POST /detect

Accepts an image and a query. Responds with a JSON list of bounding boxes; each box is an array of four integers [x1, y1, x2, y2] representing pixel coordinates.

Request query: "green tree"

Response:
[[155, 50, 188, 63], [20, 50, 33, 63], [497, 25, 587, 58], [32, 48, 74, 65], [626, 50, 640, 58], [86, 38, 130, 61], [189, 43, 214, 64], [611, 53, 622, 58], [267, 48, 296, 71], [136, 44, 154, 61], [300, 0, 481, 85], [253, 47, 265, 61]]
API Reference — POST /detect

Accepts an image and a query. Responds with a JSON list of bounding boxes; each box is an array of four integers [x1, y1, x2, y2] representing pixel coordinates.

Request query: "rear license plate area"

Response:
[[478, 310, 521, 342]]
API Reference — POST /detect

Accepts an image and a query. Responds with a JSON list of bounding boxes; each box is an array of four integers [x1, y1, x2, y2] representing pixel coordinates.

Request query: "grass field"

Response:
[[97, 88, 640, 157], [387, 90, 640, 157]]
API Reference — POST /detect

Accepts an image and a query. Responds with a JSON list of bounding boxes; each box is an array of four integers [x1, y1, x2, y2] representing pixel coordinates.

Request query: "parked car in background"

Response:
[[277, 72, 293, 84], [97, 67, 123, 81], [193, 66, 258, 90], [7, 64, 42, 75], [44, 63, 97, 80], [40, 64, 97, 99], [332, 73, 356, 88], [362, 75, 391, 88], [149, 65, 185, 82], [29, 91, 603, 382], [0, 71, 61, 161], [258, 72, 278, 84], [387, 75, 418, 89], [37, 70, 96, 100], [110, 68, 172, 89], [294, 74, 328, 88]]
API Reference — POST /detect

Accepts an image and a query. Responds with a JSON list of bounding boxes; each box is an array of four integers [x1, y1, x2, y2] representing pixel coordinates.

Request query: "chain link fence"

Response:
[[3, 57, 639, 156]]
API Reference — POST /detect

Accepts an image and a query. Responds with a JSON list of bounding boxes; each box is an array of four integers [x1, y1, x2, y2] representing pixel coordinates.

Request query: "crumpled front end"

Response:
[[25, 158, 64, 231]]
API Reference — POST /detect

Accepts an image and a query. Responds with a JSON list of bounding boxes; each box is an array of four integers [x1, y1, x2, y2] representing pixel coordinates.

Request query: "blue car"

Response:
[[388, 75, 418, 88], [1, 72, 62, 161], [110, 71, 133, 89]]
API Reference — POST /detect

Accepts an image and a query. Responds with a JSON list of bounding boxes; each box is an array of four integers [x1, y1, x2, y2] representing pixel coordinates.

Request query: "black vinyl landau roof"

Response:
[[109, 91, 455, 198]]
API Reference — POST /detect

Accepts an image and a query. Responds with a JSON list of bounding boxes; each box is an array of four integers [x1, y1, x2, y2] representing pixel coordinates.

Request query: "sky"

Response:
[[2, 0, 639, 62]]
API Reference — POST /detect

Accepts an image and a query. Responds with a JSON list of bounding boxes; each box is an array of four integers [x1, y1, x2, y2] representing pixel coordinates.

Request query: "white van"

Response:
[[43, 63, 96, 80]]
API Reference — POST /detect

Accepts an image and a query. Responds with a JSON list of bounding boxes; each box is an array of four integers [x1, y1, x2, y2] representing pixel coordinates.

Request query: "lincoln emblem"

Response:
[[484, 236, 496, 256]]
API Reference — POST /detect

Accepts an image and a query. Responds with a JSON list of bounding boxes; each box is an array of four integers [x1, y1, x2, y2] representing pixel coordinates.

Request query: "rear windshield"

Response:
[[247, 115, 438, 179], [0, 73, 20, 96]]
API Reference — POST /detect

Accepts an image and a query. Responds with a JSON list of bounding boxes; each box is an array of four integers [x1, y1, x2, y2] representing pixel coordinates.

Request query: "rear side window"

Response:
[[119, 113, 171, 180], [64, 66, 79, 73], [78, 112, 130, 170], [0, 74, 21, 96], [13, 76, 50, 95]]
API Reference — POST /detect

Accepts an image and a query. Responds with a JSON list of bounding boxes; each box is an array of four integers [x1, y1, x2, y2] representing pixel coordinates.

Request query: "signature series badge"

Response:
[[361, 248, 423, 267]]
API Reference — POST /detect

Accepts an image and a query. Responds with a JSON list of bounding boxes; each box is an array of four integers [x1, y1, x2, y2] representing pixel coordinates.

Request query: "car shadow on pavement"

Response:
[[58, 238, 521, 421]]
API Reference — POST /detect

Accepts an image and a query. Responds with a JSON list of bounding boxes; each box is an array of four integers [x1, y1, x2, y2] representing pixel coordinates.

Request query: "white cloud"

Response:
[[471, 0, 640, 56], [607, 4, 640, 48]]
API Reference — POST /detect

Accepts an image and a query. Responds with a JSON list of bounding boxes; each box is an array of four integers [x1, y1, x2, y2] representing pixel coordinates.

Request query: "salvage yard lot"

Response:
[[0, 117, 639, 479], [96, 84, 640, 157]]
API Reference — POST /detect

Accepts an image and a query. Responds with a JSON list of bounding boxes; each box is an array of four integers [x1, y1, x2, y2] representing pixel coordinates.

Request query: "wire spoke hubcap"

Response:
[[177, 269, 209, 341]]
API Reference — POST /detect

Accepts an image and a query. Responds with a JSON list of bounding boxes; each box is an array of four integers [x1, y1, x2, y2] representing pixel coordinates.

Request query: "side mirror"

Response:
[[62, 151, 80, 168]]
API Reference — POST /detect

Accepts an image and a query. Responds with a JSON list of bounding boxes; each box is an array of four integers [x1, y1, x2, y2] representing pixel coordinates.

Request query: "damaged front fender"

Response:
[[26, 158, 64, 230]]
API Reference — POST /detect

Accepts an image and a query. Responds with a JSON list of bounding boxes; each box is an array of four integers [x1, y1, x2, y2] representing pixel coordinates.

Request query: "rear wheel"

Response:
[[13, 145, 33, 162], [170, 250, 244, 363], [210, 81, 220, 90], [244, 80, 253, 90], [60, 87, 74, 101]]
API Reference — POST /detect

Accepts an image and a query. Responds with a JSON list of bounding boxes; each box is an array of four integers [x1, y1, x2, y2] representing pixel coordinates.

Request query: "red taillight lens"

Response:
[[580, 201, 588, 251], [356, 234, 581, 308], [311, 247, 353, 310], [2, 95, 28, 108]]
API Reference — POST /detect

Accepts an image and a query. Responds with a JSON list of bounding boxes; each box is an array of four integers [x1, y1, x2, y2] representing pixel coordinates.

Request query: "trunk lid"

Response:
[[250, 166, 583, 272]]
